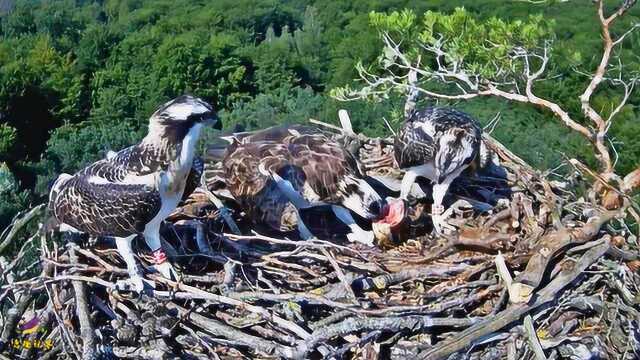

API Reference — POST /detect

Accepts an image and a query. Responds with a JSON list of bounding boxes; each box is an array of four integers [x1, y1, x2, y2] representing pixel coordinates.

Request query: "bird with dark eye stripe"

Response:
[[373, 107, 489, 236], [49, 95, 222, 293], [220, 124, 388, 246]]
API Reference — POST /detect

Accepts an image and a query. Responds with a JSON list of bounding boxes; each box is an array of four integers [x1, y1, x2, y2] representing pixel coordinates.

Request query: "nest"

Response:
[[0, 122, 639, 360]]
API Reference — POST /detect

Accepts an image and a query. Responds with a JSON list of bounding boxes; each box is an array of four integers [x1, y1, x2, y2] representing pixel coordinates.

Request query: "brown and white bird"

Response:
[[377, 107, 486, 234], [49, 95, 221, 291], [221, 125, 386, 245]]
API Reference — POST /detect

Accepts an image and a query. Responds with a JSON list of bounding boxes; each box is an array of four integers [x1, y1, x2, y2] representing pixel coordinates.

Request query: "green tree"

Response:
[[333, 3, 640, 179], [0, 162, 29, 229]]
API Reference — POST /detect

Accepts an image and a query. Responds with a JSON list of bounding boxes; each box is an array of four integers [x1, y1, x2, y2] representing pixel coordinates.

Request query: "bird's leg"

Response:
[[399, 170, 418, 200], [114, 235, 146, 292], [431, 181, 456, 235], [143, 225, 179, 282], [269, 170, 311, 208], [158, 167, 186, 196], [400, 164, 436, 200], [332, 205, 374, 246], [296, 214, 314, 241], [267, 170, 319, 240]]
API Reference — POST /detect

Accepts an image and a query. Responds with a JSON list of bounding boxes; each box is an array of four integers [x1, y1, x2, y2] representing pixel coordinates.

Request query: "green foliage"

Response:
[[340, 8, 555, 96], [248, 6, 326, 92], [226, 85, 324, 130], [0, 0, 637, 209], [0, 123, 16, 160], [370, 9, 416, 30], [0, 162, 29, 229]]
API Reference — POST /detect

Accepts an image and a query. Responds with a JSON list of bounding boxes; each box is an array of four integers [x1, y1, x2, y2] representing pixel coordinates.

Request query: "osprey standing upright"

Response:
[[49, 95, 221, 292]]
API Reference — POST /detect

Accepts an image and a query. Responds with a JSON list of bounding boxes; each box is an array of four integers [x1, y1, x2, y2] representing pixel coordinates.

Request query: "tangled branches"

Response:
[[0, 124, 639, 360]]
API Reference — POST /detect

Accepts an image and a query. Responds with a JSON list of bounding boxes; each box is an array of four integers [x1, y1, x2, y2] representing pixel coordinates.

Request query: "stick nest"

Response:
[[1, 126, 639, 360]]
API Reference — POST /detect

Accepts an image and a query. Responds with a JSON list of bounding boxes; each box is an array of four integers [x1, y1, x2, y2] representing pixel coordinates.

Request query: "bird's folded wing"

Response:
[[55, 175, 162, 236], [288, 138, 358, 202], [223, 141, 288, 199]]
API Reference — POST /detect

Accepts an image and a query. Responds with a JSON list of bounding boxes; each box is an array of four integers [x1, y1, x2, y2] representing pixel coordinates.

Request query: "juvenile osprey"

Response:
[[221, 125, 386, 245], [379, 107, 485, 234], [49, 95, 221, 291]]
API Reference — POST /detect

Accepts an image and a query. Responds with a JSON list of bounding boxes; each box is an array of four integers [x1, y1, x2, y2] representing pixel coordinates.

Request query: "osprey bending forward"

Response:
[[222, 125, 386, 245], [49, 95, 221, 291], [378, 107, 485, 234]]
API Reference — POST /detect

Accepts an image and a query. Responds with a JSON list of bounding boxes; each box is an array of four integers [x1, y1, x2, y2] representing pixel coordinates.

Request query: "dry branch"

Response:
[[68, 245, 96, 360], [1, 123, 638, 360]]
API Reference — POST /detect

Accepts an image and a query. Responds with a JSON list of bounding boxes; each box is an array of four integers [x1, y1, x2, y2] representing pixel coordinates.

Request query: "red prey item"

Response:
[[375, 199, 406, 229]]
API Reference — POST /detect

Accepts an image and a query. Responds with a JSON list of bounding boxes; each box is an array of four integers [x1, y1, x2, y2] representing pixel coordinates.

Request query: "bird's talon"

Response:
[[432, 214, 458, 237], [347, 231, 375, 246], [153, 261, 180, 282], [115, 277, 146, 293]]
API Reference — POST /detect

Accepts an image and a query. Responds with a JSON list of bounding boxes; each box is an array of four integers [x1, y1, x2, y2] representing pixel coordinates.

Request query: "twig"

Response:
[[68, 245, 96, 360], [495, 252, 532, 304], [303, 315, 480, 356], [418, 238, 611, 360], [166, 303, 303, 359], [0, 204, 45, 254], [523, 314, 547, 360], [319, 247, 358, 304]]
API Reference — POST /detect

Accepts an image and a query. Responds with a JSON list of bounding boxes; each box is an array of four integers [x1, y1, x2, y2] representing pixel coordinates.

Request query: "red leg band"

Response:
[[153, 249, 167, 264]]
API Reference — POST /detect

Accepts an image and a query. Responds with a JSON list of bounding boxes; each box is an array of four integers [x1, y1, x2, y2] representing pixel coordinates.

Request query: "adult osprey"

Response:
[[221, 125, 386, 245], [49, 95, 221, 291], [377, 107, 485, 234]]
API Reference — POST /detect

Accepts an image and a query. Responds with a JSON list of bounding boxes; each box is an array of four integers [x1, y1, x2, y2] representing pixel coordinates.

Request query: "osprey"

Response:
[[221, 125, 386, 245], [375, 107, 485, 234], [49, 95, 221, 291]]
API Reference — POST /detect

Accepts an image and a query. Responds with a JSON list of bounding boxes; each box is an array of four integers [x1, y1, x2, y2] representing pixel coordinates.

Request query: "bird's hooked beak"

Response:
[[204, 113, 222, 130]]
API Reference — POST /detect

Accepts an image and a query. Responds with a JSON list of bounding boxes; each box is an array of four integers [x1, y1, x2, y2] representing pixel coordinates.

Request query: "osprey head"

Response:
[[150, 95, 221, 131], [340, 178, 387, 221]]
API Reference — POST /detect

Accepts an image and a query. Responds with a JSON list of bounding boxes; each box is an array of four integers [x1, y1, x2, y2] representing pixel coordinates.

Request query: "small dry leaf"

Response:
[[612, 235, 626, 248], [601, 190, 622, 210], [626, 260, 640, 273]]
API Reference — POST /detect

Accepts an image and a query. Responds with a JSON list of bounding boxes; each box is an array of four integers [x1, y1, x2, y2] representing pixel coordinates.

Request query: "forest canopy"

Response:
[[0, 0, 639, 227]]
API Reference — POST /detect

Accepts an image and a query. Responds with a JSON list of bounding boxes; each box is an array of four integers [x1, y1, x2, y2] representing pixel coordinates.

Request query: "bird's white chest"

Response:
[[178, 124, 202, 172], [147, 123, 203, 230]]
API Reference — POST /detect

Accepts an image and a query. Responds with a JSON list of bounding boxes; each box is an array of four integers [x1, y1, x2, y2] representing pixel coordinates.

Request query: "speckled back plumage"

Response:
[[394, 107, 482, 177], [232, 124, 319, 143], [222, 125, 366, 232], [49, 144, 204, 237]]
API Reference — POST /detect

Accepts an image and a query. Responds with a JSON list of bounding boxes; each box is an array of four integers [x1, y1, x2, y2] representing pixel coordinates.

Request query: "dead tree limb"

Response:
[[418, 238, 611, 360], [0, 204, 44, 255], [166, 303, 302, 359], [68, 245, 96, 360], [514, 210, 618, 290]]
